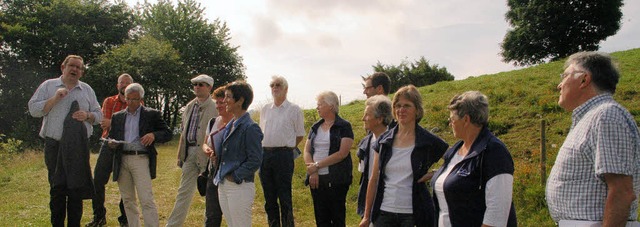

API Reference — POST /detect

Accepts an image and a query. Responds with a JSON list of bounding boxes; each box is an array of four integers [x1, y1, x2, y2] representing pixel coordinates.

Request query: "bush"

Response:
[[0, 134, 23, 161]]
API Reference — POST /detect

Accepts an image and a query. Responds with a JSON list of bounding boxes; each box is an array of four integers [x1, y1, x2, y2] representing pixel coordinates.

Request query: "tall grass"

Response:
[[1, 48, 638, 226]]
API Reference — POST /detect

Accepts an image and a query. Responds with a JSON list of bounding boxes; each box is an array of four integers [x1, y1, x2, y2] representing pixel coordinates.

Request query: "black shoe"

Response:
[[85, 217, 106, 227]]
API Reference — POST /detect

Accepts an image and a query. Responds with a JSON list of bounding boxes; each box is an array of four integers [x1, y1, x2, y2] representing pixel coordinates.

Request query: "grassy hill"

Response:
[[1, 48, 639, 226]]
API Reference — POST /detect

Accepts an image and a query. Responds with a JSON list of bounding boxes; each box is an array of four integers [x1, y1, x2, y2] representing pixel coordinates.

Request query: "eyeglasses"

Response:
[[270, 83, 282, 88], [363, 86, 374, 90], [125, 98, 141, 102], [560, 71, 585, 79], [192, 82, 208, 87]]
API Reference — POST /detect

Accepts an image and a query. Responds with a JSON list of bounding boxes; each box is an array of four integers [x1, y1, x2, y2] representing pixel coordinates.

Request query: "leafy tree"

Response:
[[86, 36, 187, 128], [500, 0, 623, 66], [371, 57, 454, 93], [138, 0, 245, 86], [0, 0, 135, 147]]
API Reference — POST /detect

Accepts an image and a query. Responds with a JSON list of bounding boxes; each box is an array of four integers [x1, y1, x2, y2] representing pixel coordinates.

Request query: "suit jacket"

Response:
[[109, 106, 172, 181]]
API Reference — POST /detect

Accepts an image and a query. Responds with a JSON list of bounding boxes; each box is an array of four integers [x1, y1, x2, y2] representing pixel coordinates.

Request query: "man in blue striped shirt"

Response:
[[546, 51, 640, 227], [28, 55, 103, 227]]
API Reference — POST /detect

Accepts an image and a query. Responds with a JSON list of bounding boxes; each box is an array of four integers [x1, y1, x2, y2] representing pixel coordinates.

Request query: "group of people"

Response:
[[28, 50, 640, 227]]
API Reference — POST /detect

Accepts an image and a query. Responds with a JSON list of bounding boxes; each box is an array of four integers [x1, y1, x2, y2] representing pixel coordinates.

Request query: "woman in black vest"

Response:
[[360, 85, 448, 227], [304, 91, 354, 227], [431, 91, 517, 226]]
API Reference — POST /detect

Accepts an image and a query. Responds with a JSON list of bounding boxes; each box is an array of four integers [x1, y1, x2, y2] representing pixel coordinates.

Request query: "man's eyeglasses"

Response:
[[560, 71, 585, 79], [125, 98, 141, 102], [363, 86, 374, 90], [270, 83, 282, 88], [192, 82, 208, 87]]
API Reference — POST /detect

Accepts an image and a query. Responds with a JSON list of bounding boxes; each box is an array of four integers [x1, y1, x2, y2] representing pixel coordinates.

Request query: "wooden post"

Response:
[[540, 120, 547, 185]]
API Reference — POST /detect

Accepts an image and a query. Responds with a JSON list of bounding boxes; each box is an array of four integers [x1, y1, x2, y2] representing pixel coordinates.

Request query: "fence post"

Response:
[[540, 119, 547, 185]]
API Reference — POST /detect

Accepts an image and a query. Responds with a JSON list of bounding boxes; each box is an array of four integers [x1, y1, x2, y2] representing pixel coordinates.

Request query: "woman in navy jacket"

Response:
[[360, 85, 448, 227], [431, 91, 517, 227], [304, 91, 354, 227]]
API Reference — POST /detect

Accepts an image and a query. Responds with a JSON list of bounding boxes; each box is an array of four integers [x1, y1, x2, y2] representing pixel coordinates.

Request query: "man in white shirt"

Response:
[[259, 76, 306, 227]]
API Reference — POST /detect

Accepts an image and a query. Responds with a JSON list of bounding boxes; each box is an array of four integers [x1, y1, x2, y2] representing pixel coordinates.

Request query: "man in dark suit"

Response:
[[107, 83, 172, 227]]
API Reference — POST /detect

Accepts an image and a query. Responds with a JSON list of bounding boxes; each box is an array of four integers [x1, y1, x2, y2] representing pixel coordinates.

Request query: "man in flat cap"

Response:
[[166, 74, 219, 227]]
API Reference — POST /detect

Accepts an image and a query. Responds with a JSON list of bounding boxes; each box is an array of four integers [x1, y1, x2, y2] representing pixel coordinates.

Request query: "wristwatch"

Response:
[[314, 161, 319, 168]]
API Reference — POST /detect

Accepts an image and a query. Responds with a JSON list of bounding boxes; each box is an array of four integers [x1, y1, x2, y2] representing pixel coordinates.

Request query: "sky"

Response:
[[125, 0, 640, 109]]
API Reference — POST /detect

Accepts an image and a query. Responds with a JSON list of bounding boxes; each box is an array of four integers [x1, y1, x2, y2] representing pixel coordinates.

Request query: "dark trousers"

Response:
[[91, 142, 127, 223], [259, 148, 295, 227], [205, 167, 223, 227], [375, 211, 414, 227], [45, 138, 83, 227], [310, 181, 349, 227]]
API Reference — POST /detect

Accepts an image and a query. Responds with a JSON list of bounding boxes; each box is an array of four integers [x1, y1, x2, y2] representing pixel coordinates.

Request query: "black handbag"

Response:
[[197, 165, 209, 196]]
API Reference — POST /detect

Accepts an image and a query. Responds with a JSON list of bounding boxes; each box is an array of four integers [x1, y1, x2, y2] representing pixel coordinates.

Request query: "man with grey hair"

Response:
[[108, 83, 172, 227], [87, 73, 134, 227], [546, 51, 640, 226], [167, 74, 218, 227], [259, 75, 305, 227]]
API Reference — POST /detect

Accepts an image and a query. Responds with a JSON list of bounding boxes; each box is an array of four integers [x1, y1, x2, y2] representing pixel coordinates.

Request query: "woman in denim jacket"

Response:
[[213, 81, 263, 227], [360, 85, 448, 227], [304, 91, 354, 227]]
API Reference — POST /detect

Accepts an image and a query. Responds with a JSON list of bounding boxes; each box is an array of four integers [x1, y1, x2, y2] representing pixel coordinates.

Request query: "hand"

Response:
[[72, 110, 90, 122], [55, 88, 69, 100], [309, 173, 319, 189], [100, 118, 111, 130], [107, 141, 118, 149], [306, 162, 319, 175], [210, 153, 217, 164], [140, 133, 155, 146], [418, 171, 435, 183], [359, 217, 371, 227]]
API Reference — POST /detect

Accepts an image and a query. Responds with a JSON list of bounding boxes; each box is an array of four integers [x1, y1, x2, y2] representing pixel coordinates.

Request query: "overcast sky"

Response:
[[126, 0, 639, 109]]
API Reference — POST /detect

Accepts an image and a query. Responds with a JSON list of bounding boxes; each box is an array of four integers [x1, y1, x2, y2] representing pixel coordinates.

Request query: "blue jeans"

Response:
[[374, 210, 414, 227], [259, 148, 295, 227]]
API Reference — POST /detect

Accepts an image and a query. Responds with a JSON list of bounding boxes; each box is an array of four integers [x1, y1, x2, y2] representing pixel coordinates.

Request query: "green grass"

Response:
[[1, 48, 639, 226]]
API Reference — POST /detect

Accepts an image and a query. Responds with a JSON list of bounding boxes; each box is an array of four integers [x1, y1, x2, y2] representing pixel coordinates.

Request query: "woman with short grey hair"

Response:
[[431, 91, 517, 226], [304, 91, 354, 226], [356, 95, 392, 218]]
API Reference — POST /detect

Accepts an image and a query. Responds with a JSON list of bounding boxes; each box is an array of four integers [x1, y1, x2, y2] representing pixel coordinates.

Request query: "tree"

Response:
[[138, 0, 245, 86], [0, 0, 135, 147], [86, 36, 188, 129], [500, 0, 623, 66], [371, 57, 454, 93]]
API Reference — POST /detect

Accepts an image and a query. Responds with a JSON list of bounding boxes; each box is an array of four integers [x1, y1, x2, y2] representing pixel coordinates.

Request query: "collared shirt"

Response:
[[28, 76, 103, 140], [186, 102, 200, 143], [546, 94, 640, 222], [123, 106, 145, 151], [259, 99, 306, 147], [101, 94, 143, 138], [101, 94, 129, 138]]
